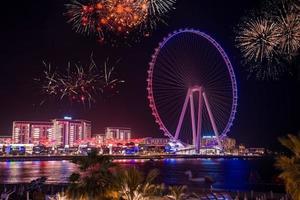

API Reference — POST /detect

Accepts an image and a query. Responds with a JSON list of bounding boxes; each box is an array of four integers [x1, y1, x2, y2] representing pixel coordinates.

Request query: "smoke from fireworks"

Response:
[[39, 56, 124, 107], [65, 0, 176, 43]]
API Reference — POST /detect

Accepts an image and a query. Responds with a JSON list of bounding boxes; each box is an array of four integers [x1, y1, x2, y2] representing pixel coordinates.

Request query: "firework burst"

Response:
[[235, 0, 300, 80], [106, 0, 149, 33], [149, 0, 175, 15], [293, 0, 300, 11], [261, 0, 300, 58], [39, 56, 124, 107], [236, 17, 281, 63], [101, 58, 125, 97], [245, 58, 287, 80], [277, 12, 300, 59], [65, 0, 108, 40], [65, 0, 176, 43]]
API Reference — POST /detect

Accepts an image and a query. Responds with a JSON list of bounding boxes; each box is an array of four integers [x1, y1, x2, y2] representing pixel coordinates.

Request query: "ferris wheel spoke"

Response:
[[157, 58, 184, 82], [161, 48, 187, 82], [154, 63, 185, 86]]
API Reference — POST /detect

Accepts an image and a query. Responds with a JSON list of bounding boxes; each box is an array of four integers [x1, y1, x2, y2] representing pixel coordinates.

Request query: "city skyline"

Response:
[[0, 0, 299, 150]]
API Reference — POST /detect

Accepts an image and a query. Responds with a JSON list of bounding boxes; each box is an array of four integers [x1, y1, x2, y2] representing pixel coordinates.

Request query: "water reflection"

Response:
[[0, 161, 77, 183], [0, 158, 276, 191]]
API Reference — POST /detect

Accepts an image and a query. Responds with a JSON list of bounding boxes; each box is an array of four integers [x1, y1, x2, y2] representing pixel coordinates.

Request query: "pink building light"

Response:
[[12, 119, 91, 147]]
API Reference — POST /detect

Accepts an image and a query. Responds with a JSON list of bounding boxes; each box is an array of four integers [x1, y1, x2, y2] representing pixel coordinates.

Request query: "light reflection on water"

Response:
[[0, 160, 77, 184], [0, 158, 278, 191]]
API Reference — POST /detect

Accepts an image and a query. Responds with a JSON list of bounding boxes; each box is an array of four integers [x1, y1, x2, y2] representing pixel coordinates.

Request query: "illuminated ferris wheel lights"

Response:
[[147, 29, 238, 152]]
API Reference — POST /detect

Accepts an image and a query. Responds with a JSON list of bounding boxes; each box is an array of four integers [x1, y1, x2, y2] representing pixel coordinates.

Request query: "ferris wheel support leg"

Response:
[[189, 93, 197, 149], [174, 89, 191, 140], [202, 92, 222, 149], [196, 87, 203, 153]]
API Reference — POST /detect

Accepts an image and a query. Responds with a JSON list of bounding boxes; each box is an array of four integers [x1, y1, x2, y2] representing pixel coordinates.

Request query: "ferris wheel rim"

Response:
[[147, 28, 238, 140]]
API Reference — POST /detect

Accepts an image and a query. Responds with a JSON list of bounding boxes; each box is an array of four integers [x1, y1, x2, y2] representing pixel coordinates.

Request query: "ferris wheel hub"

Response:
[[190, 85, 203, 92]]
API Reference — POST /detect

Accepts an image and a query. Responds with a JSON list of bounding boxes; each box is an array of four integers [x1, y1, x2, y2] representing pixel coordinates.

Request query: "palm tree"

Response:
[[166, 185, 187, 200], [67, 150, 119, 200], [276, 134, 300, 200], [119, 167, 164, 200], [71, 149, 115, 171], [49, 192, 68, 200]]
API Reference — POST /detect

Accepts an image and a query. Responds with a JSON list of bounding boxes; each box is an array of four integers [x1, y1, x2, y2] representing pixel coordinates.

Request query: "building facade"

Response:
[[12, 121, 53, 145], [12, 118, 91, 147], [52, 119, 91, 147], [222, 137, 236, 150], [93, 134, 106, 145], [0, 136, 12, 144], [105, 127, 131, 141], [141, 137, 169, 146]]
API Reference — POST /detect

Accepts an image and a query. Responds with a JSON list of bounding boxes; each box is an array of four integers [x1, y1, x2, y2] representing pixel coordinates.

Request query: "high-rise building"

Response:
[[105, 127, 131, 141], [52, 119, 91, 147], [12, 121, 30, 144], [12, 118, 91, 147], [12, 121, 52, 144]]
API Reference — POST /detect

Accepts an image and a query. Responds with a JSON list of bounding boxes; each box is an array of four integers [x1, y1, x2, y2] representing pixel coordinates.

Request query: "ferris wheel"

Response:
[[147, 29, 238, 151]]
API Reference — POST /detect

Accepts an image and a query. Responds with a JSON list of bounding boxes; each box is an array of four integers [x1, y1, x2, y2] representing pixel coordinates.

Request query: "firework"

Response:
[[293, 0, 300, 11], [235, 0, 300, 80], [144, 0, 176, 31], [39, 56, 124, 107], [149, 0, 175, 15], [65, 0, 176, 43], [236, 18, 281, 63], [101, 58, 125, 97], [42, 62, 60, 96], [277, 14, 300, 60], [65, 0, 109, 40], [235, 17, 285, 80], [261, 0, 300, 58], [105, 0, 149, 33], [245, 58, 288, 80]]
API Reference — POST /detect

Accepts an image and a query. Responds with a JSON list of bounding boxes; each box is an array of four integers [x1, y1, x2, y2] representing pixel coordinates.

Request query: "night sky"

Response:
[[0, 0, 299, 149]]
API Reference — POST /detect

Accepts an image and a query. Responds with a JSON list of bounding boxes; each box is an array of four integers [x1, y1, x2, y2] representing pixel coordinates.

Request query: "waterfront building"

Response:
[[141, 137, 169, 146], [12, 118, 91, 147], [248, 148, 265, 155], [201, 135, 217, 147], [0, 135, 12, 144], [93, 134, 105, 145], [52, 119, 91, 147], [222, 137, 236, 150], [12, 121, 52, 144], [199, 136, 236, 150], [238, 144, 248, 154], [105, 127, 131, 141]]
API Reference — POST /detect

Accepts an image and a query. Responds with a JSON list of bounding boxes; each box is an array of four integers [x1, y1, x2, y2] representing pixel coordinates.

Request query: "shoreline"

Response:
[[0, 182, 286, 196], [0, 154, 271, 162]]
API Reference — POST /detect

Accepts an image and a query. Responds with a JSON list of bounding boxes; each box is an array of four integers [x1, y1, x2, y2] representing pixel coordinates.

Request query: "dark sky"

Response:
[[0, 0, 299, 149]]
